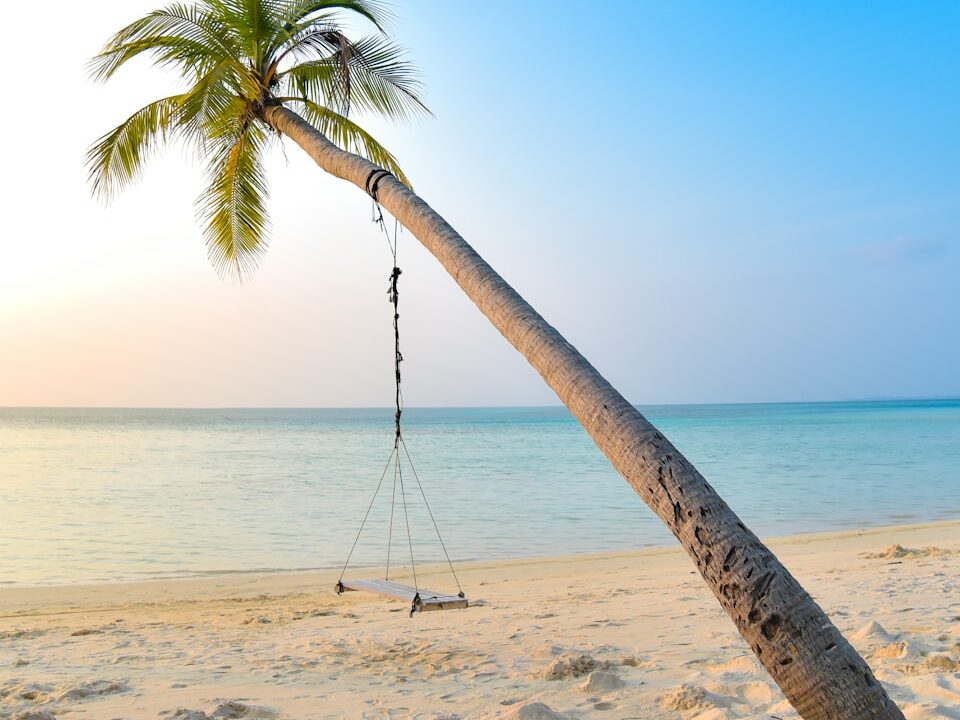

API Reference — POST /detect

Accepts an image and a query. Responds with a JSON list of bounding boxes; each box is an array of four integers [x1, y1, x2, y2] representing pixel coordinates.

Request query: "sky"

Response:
[[0, 1, 958, 408]]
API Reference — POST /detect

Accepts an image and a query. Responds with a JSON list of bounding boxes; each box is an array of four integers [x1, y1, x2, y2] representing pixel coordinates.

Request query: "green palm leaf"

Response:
[[175, 60, 253, 146], [281, 0, 390, 32], [197, 129, 271, 280], [86, 95, 183, 201], [90, 4, 242, 81], [282, 36, 429, 120]]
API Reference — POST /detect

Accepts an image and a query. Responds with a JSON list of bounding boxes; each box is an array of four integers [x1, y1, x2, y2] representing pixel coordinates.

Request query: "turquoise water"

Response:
[[1, 400, 958, 586]]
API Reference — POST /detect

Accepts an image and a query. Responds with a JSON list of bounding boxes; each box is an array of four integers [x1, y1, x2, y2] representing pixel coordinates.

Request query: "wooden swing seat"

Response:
[[337, 578, 468, 614]]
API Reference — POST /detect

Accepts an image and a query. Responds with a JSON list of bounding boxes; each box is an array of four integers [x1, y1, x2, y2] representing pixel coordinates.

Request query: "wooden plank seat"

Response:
[[336, 578, 468, 615]]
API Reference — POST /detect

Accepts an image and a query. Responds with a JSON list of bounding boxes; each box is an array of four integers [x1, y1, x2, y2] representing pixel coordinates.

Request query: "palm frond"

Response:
[[280, 0, 390, 33], [196, 129, 271, 280], [176, 60, 253, 149], [285, 98, 411, 187], [267, 21, 351, 72], [89, 4, 242, 81], [260, 11, 335, 65], [282, 36, 429, 120], [89, 35, 221, 81], [217, 0, 272, 66], [86, 95, 183, 201], [87, 59, 256, 202], [260, 0, 388, 67]]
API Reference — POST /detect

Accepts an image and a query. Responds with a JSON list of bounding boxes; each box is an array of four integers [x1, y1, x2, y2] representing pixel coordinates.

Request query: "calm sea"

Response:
[[1, 400, 958, 586]]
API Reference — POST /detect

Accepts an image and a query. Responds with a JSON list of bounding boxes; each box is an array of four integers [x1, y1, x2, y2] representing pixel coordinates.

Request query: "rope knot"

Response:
[[365, 168, 393, 201]]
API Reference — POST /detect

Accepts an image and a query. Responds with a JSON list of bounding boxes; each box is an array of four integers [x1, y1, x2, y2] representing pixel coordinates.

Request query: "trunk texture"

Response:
[[264, 104, 904, 720]]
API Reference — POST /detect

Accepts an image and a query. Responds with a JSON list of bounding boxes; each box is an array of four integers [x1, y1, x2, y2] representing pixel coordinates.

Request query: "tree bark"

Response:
[[263, 104, 904, 720]]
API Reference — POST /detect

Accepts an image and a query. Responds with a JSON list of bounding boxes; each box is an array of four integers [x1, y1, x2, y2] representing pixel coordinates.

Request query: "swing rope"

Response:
[[385, 451, 397, 580], [396, 452, 418, 592], [337, 447, 396, 587], [336, 169, 464, 602], [399, 436, 464, 596]]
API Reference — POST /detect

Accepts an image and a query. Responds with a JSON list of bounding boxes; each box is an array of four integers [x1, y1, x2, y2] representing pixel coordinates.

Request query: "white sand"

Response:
[[1, 521, 958, 719]]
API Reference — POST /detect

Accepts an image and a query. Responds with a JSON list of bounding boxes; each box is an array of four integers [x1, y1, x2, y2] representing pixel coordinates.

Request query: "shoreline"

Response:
[[3, 518, 957, 609], [6, 511, 960, 590]]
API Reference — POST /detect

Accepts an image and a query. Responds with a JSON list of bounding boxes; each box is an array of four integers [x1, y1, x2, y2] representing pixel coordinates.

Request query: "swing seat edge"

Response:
[[337, 578, 469, 611]]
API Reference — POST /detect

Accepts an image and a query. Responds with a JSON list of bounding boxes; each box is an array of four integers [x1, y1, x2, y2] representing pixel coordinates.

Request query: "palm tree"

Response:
[[88, 3, 903, 718]]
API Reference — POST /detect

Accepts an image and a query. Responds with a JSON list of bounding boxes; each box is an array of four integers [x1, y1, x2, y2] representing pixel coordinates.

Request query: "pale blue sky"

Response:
[[0, 1, 957, 406]]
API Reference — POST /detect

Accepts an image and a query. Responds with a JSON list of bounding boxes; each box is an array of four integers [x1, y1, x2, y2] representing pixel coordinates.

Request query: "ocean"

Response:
[[1, 400, 958, 586]]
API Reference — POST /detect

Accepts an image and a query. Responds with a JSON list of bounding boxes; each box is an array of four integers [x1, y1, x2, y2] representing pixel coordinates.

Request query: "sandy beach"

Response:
[[1, 520, 957, 720]]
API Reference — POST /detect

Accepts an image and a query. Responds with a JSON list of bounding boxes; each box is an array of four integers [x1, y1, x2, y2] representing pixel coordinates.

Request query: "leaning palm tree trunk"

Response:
[[264, 104, 903, 720]]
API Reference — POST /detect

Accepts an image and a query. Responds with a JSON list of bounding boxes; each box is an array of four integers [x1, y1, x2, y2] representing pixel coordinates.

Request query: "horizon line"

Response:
[[2, 395, 958, 411]]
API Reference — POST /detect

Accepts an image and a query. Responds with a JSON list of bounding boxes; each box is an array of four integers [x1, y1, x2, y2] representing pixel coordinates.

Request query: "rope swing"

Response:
[[335, 170, 468, 617]]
